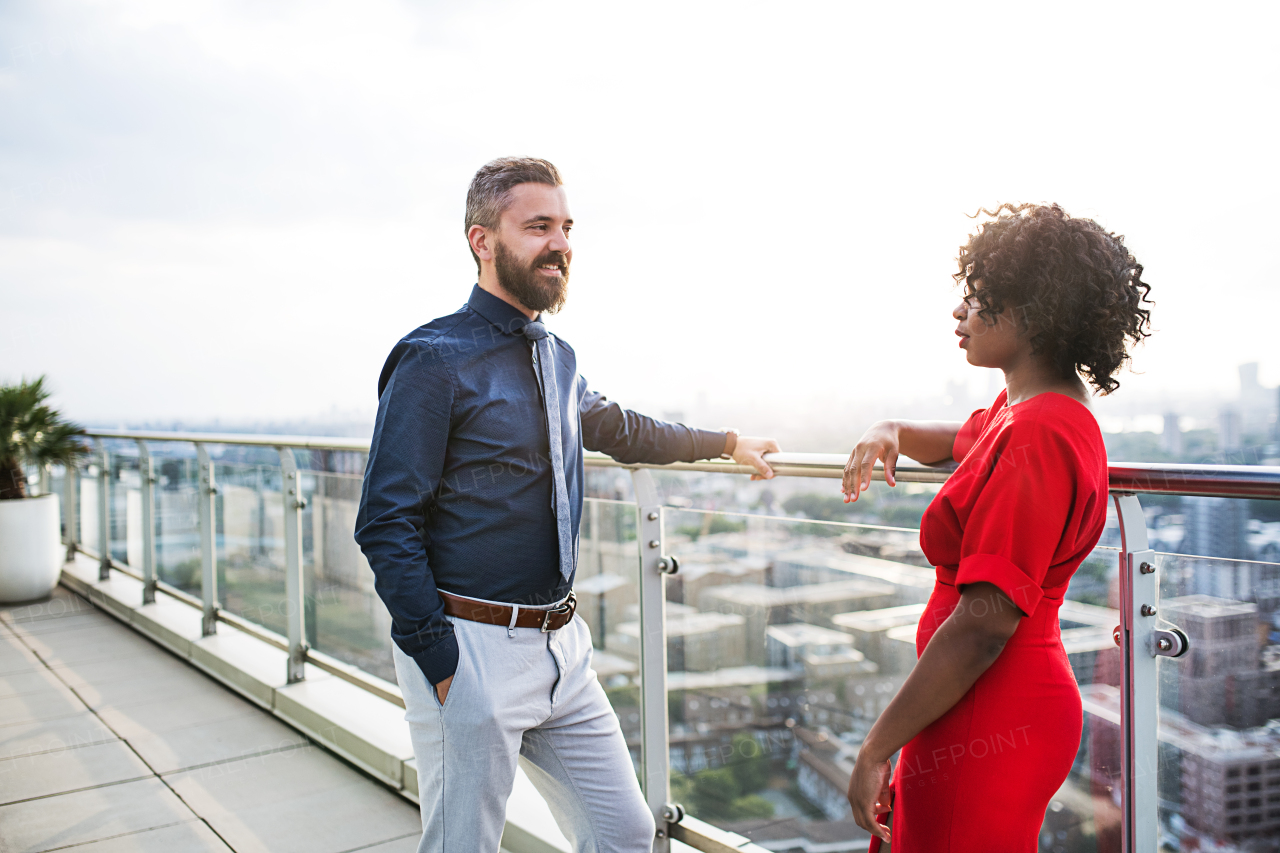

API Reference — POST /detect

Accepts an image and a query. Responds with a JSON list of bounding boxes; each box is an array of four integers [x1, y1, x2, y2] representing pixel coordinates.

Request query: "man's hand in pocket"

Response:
[[434, 674, 454, 705]]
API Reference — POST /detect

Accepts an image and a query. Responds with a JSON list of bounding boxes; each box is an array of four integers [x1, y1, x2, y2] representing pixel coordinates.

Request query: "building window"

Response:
[[1228, 785, 1242, 793], [1228, 801, 1241, 810]]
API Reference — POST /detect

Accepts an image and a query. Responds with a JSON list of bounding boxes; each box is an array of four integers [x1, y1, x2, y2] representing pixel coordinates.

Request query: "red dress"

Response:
[[886, 389, 1109, 852]]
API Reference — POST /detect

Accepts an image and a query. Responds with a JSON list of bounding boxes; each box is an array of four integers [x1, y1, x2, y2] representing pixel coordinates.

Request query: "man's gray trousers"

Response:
[[393, 614, 655, 852]]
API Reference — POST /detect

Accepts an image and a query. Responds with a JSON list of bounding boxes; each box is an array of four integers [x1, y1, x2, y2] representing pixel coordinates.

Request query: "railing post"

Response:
[[64, 461, 79, 561], [94, 438, 110, 581], [136, 440, 157, 605], [196, 443, 219, 635], [279, 447, 308, 684], [631, 469, 674, 850], [1114, 493, 1157, 853], [38, 463, 51, 497]]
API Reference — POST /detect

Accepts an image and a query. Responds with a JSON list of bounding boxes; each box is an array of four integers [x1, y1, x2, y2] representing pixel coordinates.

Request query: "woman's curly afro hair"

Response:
[[955, 203, 1153, 395]]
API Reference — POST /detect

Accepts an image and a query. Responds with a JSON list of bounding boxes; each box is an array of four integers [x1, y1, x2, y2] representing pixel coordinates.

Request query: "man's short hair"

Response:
[[465, 157, 563, 270]]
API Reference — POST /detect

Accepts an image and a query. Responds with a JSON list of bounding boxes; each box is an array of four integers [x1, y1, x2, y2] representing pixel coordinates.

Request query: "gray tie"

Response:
[[524, 321, 574, 582]]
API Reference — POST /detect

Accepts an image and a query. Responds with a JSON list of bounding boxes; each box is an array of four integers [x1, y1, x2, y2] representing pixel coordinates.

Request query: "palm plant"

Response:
[[0, 377, 88, 501]]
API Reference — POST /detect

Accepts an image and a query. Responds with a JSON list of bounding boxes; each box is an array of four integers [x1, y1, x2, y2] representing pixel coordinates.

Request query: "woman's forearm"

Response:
[[858, 582, 1021, 763], [892, 419, 963, 466], [843, 419, 963, 499]]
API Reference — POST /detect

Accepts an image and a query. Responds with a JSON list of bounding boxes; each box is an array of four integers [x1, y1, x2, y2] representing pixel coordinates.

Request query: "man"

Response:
[[355, 157, 780, 852]]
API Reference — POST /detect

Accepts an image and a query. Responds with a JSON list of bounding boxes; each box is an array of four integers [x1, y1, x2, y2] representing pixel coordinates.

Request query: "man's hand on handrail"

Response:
[[732, 436, 781, 480]]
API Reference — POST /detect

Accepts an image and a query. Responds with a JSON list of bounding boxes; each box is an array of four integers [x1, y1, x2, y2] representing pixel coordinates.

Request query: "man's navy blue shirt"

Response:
[[355, 286, 728, 685]]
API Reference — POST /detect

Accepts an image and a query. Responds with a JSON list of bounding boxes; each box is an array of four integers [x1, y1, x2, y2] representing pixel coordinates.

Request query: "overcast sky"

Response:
[[2, 1, 1277, 438]]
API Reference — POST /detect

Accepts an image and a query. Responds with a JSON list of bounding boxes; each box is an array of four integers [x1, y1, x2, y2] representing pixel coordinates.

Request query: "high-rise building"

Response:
[[1180, 728, 1280, 842], [1162, 412, 1183, 457], [1161, 595, 1280, 729], [1183, 497, 1253, 563], [1221, 407, 1244, 454]]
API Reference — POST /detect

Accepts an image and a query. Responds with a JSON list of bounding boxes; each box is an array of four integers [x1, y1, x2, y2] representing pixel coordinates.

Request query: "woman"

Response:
[[844, 203, 1152, 851]]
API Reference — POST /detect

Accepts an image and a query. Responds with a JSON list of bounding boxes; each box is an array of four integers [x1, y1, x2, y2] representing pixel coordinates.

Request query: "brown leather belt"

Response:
[[440, 591, 577, 632]]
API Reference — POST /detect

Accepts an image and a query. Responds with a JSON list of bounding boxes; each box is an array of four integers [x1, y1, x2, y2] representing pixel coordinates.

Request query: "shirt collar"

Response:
[[467, 284, 539, 337]]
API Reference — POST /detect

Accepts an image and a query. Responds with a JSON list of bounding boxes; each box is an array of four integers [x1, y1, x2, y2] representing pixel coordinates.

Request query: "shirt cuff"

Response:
[[956, 553, 1043, 617], [691, 427, 731, 461], [405, 631, 459, 686]]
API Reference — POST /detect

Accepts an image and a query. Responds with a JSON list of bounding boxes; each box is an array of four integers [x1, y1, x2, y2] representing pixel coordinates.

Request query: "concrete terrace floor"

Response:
[[0, 586, 424, 853]]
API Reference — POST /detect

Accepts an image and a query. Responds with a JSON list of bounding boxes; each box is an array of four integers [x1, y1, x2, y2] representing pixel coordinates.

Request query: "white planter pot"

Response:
[[0, 494, 63, 603]]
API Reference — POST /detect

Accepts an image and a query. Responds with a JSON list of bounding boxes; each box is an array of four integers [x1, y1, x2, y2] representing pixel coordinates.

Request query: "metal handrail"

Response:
[[85, 428, 372, 452], [84, 429, 1280, 499]]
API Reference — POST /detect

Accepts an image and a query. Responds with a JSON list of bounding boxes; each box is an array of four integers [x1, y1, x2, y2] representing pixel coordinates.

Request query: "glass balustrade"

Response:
[[581, 495, 643, 770], [55, 431, 1280, 853], [294, 452, 399, 683], [1151, 535, 1280, 849], [151, 448, 203, 596], [212, 449, 291, 638]]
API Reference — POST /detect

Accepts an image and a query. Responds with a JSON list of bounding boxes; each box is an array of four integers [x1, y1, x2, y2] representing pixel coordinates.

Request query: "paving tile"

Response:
[[0, 680, 87, 725], [13, 611, 113, 637], [20, 623, 159, 669], [74, 664, 229, 712], [166, 743, 421, 853], [0, 667, 68, 700], [96, 689, 260, 741], [61, 820, 234, 852], [126, 708, 309, 775], [0, 776, 198, 853], [0, 587, 96, 624], [52, 649, 195, 692], [0, 739, 152, 805], [338, 833, 422, 853], [0, 711, 118, 761], [0, 634, 42, 676]]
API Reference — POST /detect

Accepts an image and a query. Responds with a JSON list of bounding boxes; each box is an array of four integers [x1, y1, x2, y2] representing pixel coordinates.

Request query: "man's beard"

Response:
[[493, 239, 569, 315]]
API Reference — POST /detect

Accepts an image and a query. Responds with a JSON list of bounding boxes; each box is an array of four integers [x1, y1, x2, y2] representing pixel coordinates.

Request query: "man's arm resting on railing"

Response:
[[355, 340, 457, 704], [579, 387, 779, 478], [842, 420, 962, 501]]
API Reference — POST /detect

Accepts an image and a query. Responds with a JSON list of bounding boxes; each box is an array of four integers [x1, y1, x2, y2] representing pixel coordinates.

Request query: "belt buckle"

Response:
[[540, 593, 577, 633]]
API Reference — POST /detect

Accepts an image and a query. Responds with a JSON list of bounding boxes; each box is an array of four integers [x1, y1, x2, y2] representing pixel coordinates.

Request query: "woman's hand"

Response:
[[843, 420, 900, 502], [847, 752, 893, 843]]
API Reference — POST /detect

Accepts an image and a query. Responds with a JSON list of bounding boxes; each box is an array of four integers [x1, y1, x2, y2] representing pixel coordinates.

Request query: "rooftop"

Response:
[[0, 586, 423, 853]]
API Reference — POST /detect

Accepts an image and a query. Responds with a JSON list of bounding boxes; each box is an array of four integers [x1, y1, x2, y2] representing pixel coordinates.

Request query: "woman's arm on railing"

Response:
[[842, 420, 962, 501]]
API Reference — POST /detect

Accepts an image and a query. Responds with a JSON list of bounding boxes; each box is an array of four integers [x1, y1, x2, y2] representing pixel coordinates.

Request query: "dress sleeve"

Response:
[[954, 422, 1078, 616], [952, 407, 988, 463]]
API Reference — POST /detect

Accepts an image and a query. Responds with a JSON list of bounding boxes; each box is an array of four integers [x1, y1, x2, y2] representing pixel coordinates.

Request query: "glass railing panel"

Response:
[[659, 501, 927, 845], [647, 472, 1125, 852], [212, 449, 288, 636], [150, 446, 201, 595], [105, 445, 141, 569], [1154, 537, 1280, 849], [46, 463, 68, 543], [293, 453, 399, 683], [77, 457, 100, 554], [581, 496, 642, 772]]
